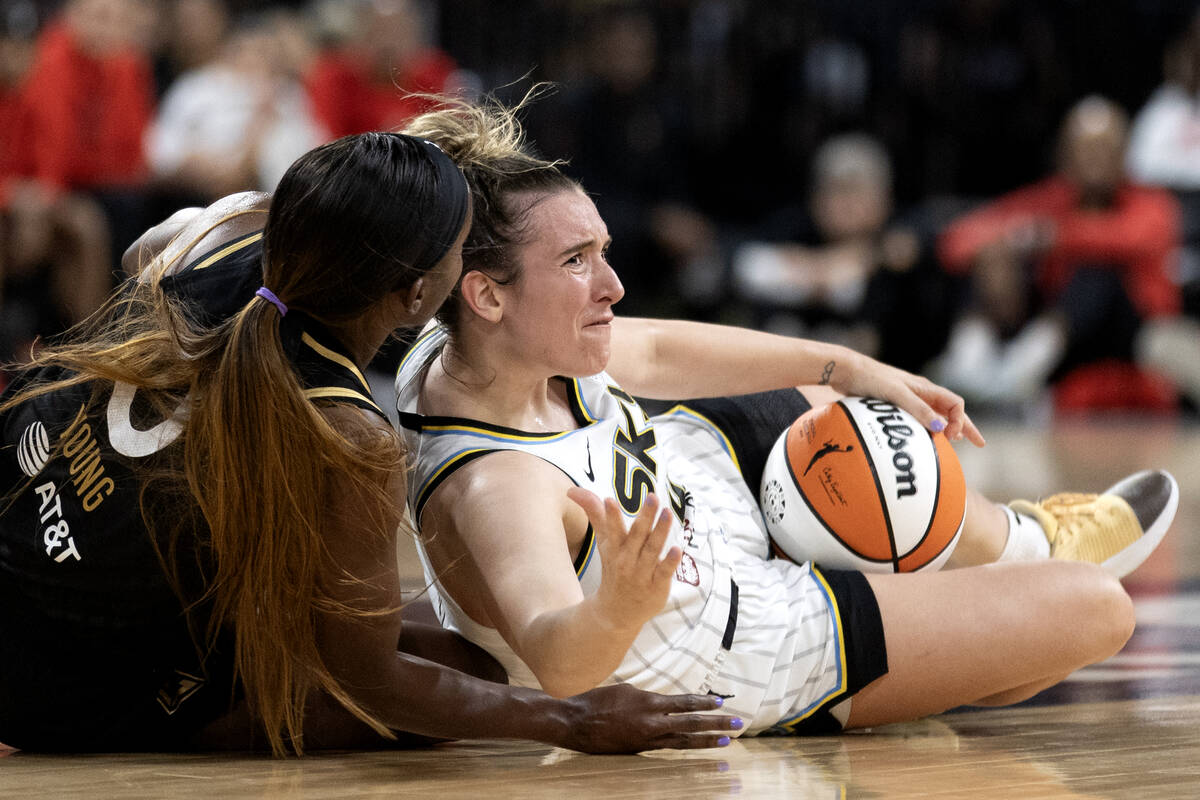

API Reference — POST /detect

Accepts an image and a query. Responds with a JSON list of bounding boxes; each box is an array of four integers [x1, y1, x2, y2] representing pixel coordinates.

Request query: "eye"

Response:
[[563, 252, 586, 271], [600, 245, 611, 262]]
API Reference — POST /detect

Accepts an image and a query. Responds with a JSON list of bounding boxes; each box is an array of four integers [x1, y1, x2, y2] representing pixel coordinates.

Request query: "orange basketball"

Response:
[[759, 396, 966, 572]]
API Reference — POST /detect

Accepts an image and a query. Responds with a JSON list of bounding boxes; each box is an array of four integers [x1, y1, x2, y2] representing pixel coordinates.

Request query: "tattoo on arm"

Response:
[[819, 361, 835, 386]]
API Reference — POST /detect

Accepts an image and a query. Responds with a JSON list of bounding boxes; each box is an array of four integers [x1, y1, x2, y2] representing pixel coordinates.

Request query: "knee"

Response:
[[1077, 567, 1135, 660]]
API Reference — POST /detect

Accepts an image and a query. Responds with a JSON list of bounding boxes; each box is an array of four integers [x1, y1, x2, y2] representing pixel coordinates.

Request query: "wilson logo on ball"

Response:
[[859, 397, 918, 499]]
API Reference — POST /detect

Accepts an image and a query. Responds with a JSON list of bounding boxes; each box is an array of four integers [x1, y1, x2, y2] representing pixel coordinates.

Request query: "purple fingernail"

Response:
[[930, 419, 946, 433], [717, 736, 731, 747], [713, 697, 724, 707], [730, 717, 744, 730]]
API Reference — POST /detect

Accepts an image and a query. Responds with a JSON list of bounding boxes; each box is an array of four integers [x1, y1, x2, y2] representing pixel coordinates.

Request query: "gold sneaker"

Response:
[[1009, 469, 1179, 578]]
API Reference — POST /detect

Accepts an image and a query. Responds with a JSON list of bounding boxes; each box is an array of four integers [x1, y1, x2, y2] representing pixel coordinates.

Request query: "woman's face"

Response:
[[497, 188, 625, 376]]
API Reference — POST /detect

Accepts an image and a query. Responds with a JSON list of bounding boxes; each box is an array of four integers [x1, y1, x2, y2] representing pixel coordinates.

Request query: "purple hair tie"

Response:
[[256, 286, 288, 317]]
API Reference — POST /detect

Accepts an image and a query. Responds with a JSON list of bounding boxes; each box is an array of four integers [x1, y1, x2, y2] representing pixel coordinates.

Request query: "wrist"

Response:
[[516, 688, 579, 749], [807, 342, 856, 388], [588, 593, 648, 639]]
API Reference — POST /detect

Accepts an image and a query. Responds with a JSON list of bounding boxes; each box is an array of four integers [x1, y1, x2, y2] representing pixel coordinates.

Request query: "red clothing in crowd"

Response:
[[19, 21, 152, 192], [305, 48, 456, 138], [939, 176, 1181, 318], [0, 84, 30, 208]]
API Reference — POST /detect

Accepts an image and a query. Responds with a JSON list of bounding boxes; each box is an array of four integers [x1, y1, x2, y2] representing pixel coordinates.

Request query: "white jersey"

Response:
[[396, 325, 857, 734]]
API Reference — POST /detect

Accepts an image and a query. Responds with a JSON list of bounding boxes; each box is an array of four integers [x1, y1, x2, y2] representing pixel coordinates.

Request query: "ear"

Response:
[[458, 270, 505, 323], [401, 277, 426, 316]]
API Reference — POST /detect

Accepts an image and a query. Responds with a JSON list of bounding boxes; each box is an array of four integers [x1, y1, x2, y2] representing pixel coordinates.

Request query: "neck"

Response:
[[430, 329, 574, 432], [323, 314, 394, 371]]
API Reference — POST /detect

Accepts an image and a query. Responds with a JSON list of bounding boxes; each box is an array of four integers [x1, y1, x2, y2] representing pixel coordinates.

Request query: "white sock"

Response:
[[997, 505, 1051, 562]]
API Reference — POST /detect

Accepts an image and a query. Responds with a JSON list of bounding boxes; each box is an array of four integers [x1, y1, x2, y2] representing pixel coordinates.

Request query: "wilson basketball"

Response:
[[759, 396, 966, 573]]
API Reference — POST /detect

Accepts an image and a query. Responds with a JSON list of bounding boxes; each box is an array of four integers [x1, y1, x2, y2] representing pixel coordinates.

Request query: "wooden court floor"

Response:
[[2, 415, 1198, 799]]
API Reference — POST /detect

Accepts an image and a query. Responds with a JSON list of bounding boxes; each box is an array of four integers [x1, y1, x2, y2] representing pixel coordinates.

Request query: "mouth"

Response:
[[584, 313, 614, 329]]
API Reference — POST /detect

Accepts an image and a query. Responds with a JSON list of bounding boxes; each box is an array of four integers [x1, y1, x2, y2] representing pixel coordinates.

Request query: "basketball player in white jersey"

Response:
[[397, 99, 1178, 736]]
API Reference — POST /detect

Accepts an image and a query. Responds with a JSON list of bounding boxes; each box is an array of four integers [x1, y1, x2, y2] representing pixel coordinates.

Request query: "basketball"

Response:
[[759, 396, 966, 572]]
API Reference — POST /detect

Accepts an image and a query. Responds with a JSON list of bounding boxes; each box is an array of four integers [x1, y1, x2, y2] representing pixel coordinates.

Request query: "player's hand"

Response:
[[567, 488, 681, 632], [837, 351, 986, 447], [561, 683, 738, 753]]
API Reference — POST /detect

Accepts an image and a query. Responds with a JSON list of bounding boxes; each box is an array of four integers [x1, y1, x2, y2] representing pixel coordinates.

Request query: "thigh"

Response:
[[847, 560, 1134, 728]]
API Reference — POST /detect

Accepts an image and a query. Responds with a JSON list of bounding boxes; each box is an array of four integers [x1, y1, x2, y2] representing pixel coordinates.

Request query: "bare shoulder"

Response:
[[426, 450, 576, 531], [127, 191, 272, 281], [318, 404, 403, 472]]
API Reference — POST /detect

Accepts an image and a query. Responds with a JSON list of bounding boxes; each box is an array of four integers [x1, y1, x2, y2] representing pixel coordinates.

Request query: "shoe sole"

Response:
[[1103, 469, 1180, 578]]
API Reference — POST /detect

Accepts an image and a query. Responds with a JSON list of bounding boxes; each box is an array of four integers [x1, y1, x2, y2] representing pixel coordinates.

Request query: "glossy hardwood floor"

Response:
[[2, 415, 1197, 799]]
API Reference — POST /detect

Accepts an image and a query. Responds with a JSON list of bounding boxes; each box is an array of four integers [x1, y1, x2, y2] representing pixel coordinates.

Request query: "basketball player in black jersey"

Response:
[[0, 129, 734, 754]]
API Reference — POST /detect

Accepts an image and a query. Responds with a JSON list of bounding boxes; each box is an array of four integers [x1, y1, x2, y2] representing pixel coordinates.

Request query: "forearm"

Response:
[[353, 650, 577, 747], [515, 595, 643, 698], [610, 317, 860, 400]]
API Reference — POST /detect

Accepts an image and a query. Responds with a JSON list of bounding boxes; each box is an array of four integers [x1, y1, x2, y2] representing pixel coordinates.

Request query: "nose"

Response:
[[596, 259, 625, 305]]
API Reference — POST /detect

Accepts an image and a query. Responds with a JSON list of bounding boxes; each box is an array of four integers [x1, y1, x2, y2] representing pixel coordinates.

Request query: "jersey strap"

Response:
[[411, 447, 497, 521], [182, 230, 264, 274], [288, 324, 384, 419]]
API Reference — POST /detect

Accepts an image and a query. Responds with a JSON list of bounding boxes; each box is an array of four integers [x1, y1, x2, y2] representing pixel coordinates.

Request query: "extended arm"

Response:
[[422, 452, 680, 698], [608, 316, 984, 446], [317, 411, 721, 750]]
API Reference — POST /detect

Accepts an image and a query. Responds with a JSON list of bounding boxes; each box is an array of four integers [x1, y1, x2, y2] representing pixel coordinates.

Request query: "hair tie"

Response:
[[256, 286, 288, 317]]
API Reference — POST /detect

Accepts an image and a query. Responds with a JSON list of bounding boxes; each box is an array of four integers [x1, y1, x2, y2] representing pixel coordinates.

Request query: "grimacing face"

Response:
[[493, 188, 625, 378]]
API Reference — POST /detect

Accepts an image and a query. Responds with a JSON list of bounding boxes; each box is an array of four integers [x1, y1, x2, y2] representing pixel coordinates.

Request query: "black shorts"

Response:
[[0, 582, 237, 752]]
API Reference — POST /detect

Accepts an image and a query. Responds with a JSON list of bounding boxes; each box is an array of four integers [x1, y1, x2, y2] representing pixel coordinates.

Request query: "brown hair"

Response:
[[403, 89, 580, 339], [1, 132, 468, 755]]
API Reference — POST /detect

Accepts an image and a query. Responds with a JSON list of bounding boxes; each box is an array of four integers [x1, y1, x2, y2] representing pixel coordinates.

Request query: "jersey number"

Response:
[[105, 381, 187, 458]]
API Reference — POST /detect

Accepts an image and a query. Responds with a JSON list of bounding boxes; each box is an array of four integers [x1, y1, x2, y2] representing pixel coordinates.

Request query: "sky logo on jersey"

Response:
[[609, 393, 659, 515], [17, 421, 51, 477]]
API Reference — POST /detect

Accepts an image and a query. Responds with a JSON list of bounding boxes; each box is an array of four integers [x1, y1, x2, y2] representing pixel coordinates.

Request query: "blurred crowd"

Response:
[[2, 0, 1200, 418]]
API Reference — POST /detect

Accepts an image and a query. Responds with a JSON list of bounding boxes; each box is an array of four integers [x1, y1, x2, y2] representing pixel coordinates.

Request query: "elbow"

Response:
[[540, 683, 576, 699], [540, 681, 593, 699], [536, 670, 594, 699], [532, 663, 600, 699]]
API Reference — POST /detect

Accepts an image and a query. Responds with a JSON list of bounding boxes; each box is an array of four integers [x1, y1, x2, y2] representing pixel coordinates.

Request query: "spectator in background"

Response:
[[1125, 8, 1200, 407], [0, 0, 113, 372], [731, 132, 954, 375], [1127, 10, 1200, 193], [17, 0, 154, 275], [150, 0, 231, 97], [935, 96, 1185, 413], [20, 0, 151, 198], [145, 12, 327, 206], [305, 0, 465, 138], [527, 6, 719, 319]]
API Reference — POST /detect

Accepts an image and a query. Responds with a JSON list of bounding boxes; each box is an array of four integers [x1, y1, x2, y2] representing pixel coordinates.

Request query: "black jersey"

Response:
[[0, 231, 385, 750]]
